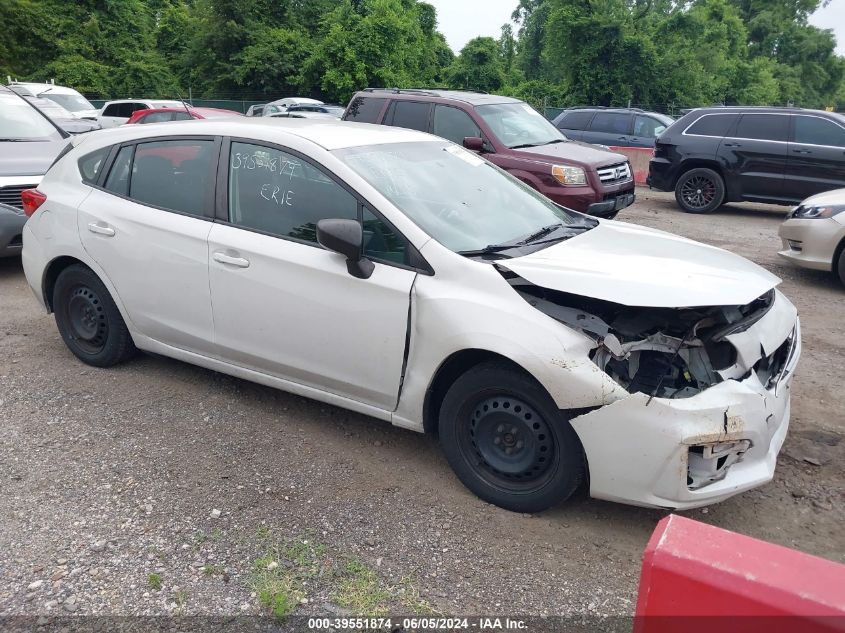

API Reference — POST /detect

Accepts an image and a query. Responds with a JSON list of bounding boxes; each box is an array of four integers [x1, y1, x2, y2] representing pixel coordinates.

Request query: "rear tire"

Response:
[[53, 264, 136, 367], [674, 167, 725, 214], [438, 362, 585, 513]]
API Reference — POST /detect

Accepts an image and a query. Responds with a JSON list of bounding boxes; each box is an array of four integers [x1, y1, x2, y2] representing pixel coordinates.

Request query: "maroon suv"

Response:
[[343, 89, 635, 218]]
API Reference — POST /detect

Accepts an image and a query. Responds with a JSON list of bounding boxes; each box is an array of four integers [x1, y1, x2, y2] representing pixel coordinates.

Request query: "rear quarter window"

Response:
[[557, 110, 594, 130], [684, 113, 739, 137], [78, 146, 110, 184], [344, 96, 384, 123]]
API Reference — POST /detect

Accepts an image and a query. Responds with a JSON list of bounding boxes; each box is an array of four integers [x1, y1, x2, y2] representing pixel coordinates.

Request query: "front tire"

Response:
[[837, 246, 845, 287], [674, 167, 725, 213], [438, 362, 585, 513], [53, 264, 136, 367]]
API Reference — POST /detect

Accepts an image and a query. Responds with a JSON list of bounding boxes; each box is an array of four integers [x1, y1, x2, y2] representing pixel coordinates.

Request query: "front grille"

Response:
[[597, 162, 632, 185], [0, 184, 35, 210]]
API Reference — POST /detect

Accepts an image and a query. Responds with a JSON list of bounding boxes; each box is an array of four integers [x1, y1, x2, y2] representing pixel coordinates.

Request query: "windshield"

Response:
[[0, 94, 62, 140], [338, 141, 585, 253], [476, 102, 566, 149], [40, 92, 95, 113], [27, 98, 72, 120]]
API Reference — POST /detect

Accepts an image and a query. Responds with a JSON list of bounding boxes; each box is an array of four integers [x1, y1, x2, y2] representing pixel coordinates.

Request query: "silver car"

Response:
[[779, 188, 845, 286]]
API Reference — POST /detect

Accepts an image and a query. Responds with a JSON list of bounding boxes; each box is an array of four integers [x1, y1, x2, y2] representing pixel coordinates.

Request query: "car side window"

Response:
[[557, 110, 594, 130], [104, 146, 134, 196], [171, 112, 194, 121], [734, 114, 788, 142], [387, 101, 431, 132], [78, 147, 111, 184], [122, 139, 215, 215], [792, 116, 845, 147], [634, 115, 666, 138], [432, 105, 481, 145], [141, 112, 173, 124], [345, 96, 383, 123], [685, 113, 738, 137], [362, 207, 409, 265], [589, 112, 632, 134], [102, 103, 121, 117], [228, 141, 357, 243]]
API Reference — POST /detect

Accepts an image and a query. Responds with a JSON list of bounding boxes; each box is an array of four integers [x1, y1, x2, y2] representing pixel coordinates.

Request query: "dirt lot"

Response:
[[1, 189, 843, 619]]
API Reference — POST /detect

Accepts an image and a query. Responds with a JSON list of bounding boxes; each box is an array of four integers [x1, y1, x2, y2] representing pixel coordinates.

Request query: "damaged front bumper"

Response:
[[570, 294, 801, 510]]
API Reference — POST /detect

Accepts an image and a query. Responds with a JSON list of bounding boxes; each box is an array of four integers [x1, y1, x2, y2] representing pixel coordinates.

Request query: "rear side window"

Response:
[[228, 141, 357, 242], [344, 96, 383, 123], [78, 147, 110, 183], [102, 103, 122, 117], [387, 101, 431, 132], [734, 114, 788, 142], [557, 110, 594, 130], [792, 116, 845, 147], [104, 146, 133, 196], [633, 115, 667, 138], [684, 113, 738, 137], [140, 112, 173, 124], [589, 112, 632, 134], [171, 112, 194, 121], [432, 105, 480, 144]]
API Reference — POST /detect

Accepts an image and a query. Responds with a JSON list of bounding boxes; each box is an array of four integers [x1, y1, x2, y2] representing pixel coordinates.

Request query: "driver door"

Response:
[[208, 140, 417, 410]]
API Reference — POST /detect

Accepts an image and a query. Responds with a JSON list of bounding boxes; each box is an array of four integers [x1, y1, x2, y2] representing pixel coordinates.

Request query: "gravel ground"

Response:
[[1, 188, 843, 620]]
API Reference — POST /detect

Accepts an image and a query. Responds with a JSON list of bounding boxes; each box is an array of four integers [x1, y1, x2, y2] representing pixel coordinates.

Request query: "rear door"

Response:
[[786, 114, 845, 200], [717, 113, 788, 201], [383, 100, 432, 132], [207, 140, 416, 409], [583, 111, 633, 146], [78, 136, 219, 354]]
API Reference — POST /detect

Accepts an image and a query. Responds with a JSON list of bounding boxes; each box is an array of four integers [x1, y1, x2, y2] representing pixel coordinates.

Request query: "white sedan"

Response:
[[21, 119, 800, 511]]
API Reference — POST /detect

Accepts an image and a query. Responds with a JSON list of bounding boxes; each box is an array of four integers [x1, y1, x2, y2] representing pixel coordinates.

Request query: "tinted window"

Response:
[[78, 147, 110, 183], [362, 208, 408, 265], [344, 96, 383, 123], [104, 146, 133, 196], [171, 112, 194, 121], [102, 103, 122, 117], [792, 116, 845, 147], [128, 139, 215, 215], [140, 112, 173, 124], [389, 101, 431, 132], [228, 142, 357, 242], [734, 114, 788, 142], [432, 105, 481, 144], [118, 103, 137, 118], [685, 113, 738, 137], [633, 115, 668, 138], [557, 110, 594, 130], [589, 112, 631, 134]]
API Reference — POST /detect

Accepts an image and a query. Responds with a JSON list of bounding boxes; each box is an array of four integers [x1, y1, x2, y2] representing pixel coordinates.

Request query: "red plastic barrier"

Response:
[[609, 146, 653, 185], [634, 514, 845, 633]]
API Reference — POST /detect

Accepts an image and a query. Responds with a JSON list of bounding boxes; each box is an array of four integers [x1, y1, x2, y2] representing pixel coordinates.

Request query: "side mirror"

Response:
[[316, 219, 374, 280], [463, 136, 485, 152]]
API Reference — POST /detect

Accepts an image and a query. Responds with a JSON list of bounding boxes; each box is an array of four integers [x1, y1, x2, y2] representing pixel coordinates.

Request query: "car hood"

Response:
[[73, 109, 101, 120], [511, 141, 627, 170], [798, 187, 845, 207], [502, 220, 780, 308], [0, 139, 66, 176]]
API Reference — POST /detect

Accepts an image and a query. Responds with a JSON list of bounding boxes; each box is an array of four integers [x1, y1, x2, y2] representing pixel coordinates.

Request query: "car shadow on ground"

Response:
[[710, 204, 789, 220], [0, 254, 23, 279]]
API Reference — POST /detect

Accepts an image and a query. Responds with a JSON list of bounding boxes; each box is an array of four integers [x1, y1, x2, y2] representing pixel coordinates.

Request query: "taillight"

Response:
[[21, 189, 47, 217]]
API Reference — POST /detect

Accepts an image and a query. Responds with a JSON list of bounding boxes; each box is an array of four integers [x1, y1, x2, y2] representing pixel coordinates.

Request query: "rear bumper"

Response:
[[647, 157, 674, 191], [0, 205, 26, 258]]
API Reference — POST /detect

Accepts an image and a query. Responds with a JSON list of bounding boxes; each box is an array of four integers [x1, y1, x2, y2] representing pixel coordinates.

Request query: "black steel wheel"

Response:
[[53, 264, 136, 367], [439, 362, 584, 513], [674, 167, 725, 214]]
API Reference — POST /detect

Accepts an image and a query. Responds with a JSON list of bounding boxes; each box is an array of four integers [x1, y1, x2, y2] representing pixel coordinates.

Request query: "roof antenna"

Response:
[[175, 90, 192, 118]]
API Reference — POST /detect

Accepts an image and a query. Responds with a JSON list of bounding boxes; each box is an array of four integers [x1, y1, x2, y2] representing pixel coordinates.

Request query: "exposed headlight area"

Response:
[[790, 203, 845, 219], [506, 269, 779, 400], [688, 440, 752, 489], [552, 165, 587, 186]]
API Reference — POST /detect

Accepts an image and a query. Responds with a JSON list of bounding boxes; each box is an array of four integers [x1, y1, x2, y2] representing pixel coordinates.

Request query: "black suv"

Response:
[[552, 107, 675, 148], [648, 106, 845, 213]]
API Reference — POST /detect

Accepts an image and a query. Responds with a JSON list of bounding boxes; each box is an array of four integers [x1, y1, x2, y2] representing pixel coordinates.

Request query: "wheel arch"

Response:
[[422, 349, 538, 435], [833, 234, 845, 279], [43, 255, 90, 312]]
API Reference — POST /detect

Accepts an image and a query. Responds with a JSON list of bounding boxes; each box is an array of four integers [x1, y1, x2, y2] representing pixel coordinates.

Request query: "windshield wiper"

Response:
[[0, 138, 39, 142], [510, 139, 566, 149], [515, 223, 568, 245], [457, 244, 520, 258]]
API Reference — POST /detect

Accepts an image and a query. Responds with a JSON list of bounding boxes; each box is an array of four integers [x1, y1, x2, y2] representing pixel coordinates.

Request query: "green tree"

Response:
[[446, 37, 506, 93]]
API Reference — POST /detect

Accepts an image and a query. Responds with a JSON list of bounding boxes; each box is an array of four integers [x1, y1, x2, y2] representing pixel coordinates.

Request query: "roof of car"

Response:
[[8, 82, 81, 95], [358, 88, 521, 106], [70, 118, 434, 151]]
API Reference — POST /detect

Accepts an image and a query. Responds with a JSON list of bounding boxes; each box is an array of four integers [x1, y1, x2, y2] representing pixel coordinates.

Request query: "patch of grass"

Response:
[[210, 527, 224, 540], [332, 559, 390, 616], [149, 546, 167, 561], [147, 573, 162, 591], [194, 530, 208, 545], [256, 525, 270, 540], [203, 563, 225, 577], [173, 589, 189, 615], [396, 575, 439, 616]]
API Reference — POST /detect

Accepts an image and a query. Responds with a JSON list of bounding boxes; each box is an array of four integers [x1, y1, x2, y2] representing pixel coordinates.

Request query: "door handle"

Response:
[[792, 149, 812, 155], [213, 251, 250, 268], [723, 142, 742, 148], [617, 136, 628, 141], [87, 222, 115, 237]]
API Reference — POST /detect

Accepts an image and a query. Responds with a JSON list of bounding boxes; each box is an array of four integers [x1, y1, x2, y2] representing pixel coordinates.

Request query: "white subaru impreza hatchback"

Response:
[[22, 119, 800, 512]]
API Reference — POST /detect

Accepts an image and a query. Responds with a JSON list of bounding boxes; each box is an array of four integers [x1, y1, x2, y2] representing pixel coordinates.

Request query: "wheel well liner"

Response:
[[422, 349, 534, 435], [43, 256, 90, 312]]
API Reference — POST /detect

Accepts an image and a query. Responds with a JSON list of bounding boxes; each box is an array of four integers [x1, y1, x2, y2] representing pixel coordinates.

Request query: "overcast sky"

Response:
[[427, 0, 845, 57]]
